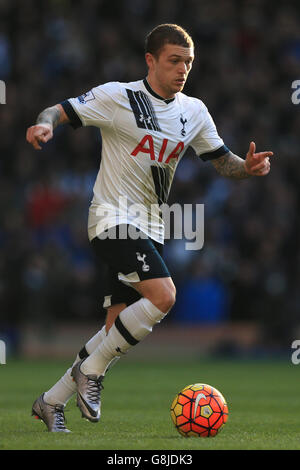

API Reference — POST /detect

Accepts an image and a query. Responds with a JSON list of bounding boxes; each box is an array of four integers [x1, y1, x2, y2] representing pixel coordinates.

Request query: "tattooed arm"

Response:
[[212, 151, 250, 179], [212, 142, 273, 179], [26, 104, 69, 150], [36, 104, 69, 128]]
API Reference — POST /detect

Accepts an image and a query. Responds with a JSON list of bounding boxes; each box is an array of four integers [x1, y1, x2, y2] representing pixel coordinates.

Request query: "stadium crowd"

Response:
[[1, 0, 300, 347]]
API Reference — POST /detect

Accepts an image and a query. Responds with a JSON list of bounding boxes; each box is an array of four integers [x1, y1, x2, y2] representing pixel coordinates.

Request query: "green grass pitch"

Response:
[[0, 357, 300, 450]]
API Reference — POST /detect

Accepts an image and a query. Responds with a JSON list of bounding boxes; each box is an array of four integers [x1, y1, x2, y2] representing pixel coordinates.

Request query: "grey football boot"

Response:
[[32, 393, 71, 433], [71, 359, 104, 422]]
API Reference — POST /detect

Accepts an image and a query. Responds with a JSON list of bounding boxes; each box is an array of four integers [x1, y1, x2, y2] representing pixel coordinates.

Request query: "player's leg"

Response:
[[82, 227, 174, 377], [32, 304, 126, 431], [42, 310, 123, 409], [37, 301, 126, 404], [38, 269, 136, 408], [39, 274, 141, 428], [135, 276, 176, 313], [31, 325, 109, 431], [72, 228, 174, 421], [80, 276, 175, 377], [72, 280, 175, 422]]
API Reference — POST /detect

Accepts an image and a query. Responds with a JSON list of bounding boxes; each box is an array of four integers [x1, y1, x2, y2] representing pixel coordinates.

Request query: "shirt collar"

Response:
[[143, 78, 175, 104]]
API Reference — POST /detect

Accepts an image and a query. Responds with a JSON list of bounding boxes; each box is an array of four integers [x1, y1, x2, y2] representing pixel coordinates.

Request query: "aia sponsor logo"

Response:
[[131, 135, 184, 164]]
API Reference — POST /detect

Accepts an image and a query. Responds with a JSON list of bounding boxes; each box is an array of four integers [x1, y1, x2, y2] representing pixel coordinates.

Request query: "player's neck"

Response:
[[145, 76, 175, 101]]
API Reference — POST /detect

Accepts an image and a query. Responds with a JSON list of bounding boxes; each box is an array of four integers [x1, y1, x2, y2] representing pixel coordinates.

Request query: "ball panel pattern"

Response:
[[170, 383, 228, 438]]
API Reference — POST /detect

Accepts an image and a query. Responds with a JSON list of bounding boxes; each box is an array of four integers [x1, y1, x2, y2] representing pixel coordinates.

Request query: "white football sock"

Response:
[[44, 325, 108, 406], [85, 324, 108, 353], [80, 298, 167, 377]]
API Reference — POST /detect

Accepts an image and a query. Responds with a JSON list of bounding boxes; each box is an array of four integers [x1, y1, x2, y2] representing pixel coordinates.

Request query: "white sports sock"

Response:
[[43, 363, 78, 407], [81, 298, 167, 377], [44, 325, 108, 406], [85, 325, 107, 354]]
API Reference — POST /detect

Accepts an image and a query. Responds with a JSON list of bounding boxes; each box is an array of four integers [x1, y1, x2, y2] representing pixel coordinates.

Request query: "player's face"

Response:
[[146, 44, 194, 99]]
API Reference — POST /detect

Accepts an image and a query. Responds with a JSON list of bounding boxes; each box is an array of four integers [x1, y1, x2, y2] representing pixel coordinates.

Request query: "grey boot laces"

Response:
[[52, 405, 67, 430], [86, 376, 104, 403]]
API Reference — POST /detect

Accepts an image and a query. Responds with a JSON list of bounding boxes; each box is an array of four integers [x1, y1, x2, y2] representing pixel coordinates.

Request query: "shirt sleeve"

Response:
[[60, 82, 120, 129], [190, 103, 230, 161]]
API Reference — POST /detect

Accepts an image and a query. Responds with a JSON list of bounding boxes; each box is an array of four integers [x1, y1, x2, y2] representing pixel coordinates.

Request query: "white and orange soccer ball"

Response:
[[170, 383, 229, 437]]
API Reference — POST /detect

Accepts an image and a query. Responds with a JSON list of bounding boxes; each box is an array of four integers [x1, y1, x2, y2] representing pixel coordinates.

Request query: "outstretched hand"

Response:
[[244, 142, 274, 176]]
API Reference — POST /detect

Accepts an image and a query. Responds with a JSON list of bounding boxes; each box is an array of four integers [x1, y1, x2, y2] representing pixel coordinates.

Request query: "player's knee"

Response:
[[136, 277, 176, 313], [152, 284, 176, 313]]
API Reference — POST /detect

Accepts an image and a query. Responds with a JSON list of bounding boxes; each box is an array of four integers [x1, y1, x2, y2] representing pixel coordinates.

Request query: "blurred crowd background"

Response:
[[1, 0, 300, 352]]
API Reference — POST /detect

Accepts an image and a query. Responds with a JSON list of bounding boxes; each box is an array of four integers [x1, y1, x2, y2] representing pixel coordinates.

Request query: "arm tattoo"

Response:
[[211, 151, 250, 179], [36, 105, 61, 129]]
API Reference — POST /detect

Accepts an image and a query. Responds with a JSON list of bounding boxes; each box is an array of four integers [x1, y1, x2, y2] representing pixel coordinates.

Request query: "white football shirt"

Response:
[[61, 79, 229, 244]]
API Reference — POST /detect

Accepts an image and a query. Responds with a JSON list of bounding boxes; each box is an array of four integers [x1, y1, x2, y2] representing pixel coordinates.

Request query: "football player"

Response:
[[27, 24, 273, 432]]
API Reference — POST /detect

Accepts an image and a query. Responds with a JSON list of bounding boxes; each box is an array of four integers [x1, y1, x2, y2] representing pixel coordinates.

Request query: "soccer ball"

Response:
[[170, 383, 228, 437]]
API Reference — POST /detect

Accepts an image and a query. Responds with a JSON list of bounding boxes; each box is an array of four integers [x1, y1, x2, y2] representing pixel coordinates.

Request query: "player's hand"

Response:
[[26, 124, 53, 150], [244, 141, 274, 176]]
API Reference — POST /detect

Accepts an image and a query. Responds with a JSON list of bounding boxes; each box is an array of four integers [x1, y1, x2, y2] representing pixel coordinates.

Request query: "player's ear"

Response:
[[145, 52, 155, 70]]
